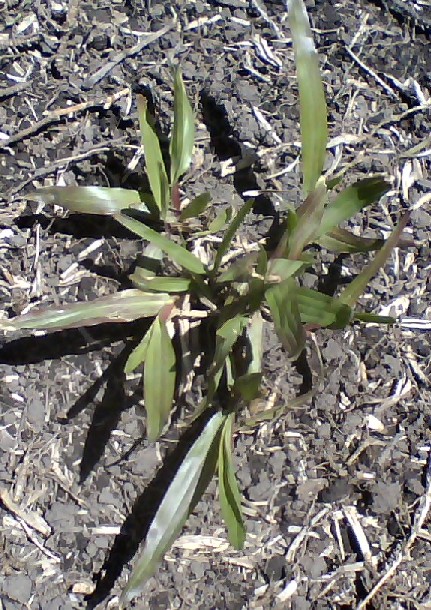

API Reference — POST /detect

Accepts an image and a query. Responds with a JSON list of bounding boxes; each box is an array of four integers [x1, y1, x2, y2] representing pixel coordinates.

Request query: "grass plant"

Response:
[[0, 0, 409, 604]]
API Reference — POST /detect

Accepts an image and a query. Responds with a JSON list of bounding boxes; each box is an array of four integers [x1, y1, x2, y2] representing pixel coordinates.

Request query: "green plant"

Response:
[[1, 0, 409, 604]]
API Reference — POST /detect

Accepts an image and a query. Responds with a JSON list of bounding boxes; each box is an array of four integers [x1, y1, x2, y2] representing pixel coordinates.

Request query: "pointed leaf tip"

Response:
[[289, 0, 328, 194], [137, 95, 170, 217], [170, 69, 195, 186]]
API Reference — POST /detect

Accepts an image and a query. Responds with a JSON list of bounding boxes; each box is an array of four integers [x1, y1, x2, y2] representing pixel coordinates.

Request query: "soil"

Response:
[[0, 0, 430, 609]]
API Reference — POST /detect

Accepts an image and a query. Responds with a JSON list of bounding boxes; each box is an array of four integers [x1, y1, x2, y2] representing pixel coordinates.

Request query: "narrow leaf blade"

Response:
[[116, 213, 206, 275], [318, 177, 391, 236], [180, 193, 211, 221], [129, 273, 191, 293], [124, 330, 152, 374], [170, 69, 195, 186], [218, 413, 246, 549], [121, 411, 225, 604], [217, 252, 259, 283], [266, 258, 308, 283], [137, 95, 170, 216], [0, 289, 174, 332], [354, 312, 396, 325], [207, 208, 233, 233], [33, 186, 148, 215], [318, 227, 384, 253], [144, 317, 176, 441], [289, 0, 328, 194], [207, 315, 249, 403], [340, 215, 410, 308], [212, 199, 254, 275], [297, 287, 352, 328]]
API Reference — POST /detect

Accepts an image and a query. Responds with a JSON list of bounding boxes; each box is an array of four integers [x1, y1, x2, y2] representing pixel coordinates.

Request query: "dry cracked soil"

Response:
[[0, 0, 431, 609]]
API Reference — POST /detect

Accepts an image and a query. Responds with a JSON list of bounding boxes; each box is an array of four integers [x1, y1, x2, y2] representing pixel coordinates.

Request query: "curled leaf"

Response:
[[297, 287, 352, 328], [130, 273, 192, 293], [318, 227, 384, 253], [124, 331, 152, 375], [287, 178, 327, 259]]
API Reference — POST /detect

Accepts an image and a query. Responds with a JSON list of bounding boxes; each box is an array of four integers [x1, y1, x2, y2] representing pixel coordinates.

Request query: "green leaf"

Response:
[[144, 317, 176, 441], [255, 247, 268, 278], [234, 373, 262, 402], [121, 411, 225, 605], [287, 178, 327, 259], [265, 277, 306, 359], [33, 186, 149, 215], [266, 258, 308, 283], [289, 0, 328, 194], [137, 95, 170, 217], [218, 412, 246, 549], [217, 315, 249, 342], [339, 214, 410, 308], [179, 192, 211, 221], [170, 69, 196, 186], [212, 199, 254, 275], [207, 207, 233, 234], [125, 330, 152, 374], [318, 227, 384, 253], [318, 177, 391, 236], [208, 315, 249, 402], [296, 287, 352, 328], [326, 175, 344, 190], [130, 272, 192, 293], [245, 311, 263, 375], [116, 213, 206, 275], [233, 312, 263, 402], [0, 289, 174, 332], [354, 312, 396, 325]]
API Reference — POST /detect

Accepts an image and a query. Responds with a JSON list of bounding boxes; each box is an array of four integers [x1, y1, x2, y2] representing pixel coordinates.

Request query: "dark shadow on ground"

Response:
[[0, 319, 152, 482], [0, 320, 148, 365], [16, 210, 163, 240], [200, 90, 279, 219], [364, 0, 431, 35], [316, 254, 346, 296], [294, 350, 313, 394], [76, 346, 131, 483]]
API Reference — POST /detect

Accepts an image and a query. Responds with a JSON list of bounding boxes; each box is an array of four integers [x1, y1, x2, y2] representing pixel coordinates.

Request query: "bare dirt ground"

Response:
[[0, 1, 430, 608]]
